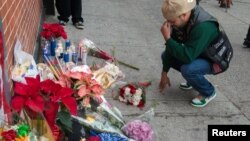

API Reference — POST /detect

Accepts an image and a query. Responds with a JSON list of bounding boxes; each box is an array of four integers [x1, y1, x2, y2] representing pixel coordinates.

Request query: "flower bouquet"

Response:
[[11, 41, 38, 84], [80, 38, 139, 70], [93, 62, 125, 89], [118, 81, 151, 108], [122, 108, 157, 141]]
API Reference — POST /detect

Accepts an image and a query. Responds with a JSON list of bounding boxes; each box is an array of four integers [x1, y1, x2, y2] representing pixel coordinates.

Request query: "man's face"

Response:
[[167, 14, 187, 28]]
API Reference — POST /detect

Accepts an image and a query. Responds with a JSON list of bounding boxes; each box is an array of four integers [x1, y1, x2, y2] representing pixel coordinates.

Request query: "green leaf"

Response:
[[56, 111, 72, 133]]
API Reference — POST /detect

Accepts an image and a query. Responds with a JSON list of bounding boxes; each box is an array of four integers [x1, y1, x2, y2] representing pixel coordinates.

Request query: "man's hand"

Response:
[[159, 71, 171, 93], [161, 21, 171, 41]]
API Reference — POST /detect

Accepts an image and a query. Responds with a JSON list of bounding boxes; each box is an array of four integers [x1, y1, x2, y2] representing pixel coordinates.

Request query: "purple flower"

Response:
[[122, 120, 154, 141]]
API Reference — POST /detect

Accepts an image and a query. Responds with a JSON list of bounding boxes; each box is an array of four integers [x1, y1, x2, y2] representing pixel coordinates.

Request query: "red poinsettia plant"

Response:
[[40, 23, 67, 40], [11, 75, 77, 137]]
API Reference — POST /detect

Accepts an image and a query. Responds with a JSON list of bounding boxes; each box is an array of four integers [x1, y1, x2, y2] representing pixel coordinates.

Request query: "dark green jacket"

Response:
[[162, 6, 219, 72]]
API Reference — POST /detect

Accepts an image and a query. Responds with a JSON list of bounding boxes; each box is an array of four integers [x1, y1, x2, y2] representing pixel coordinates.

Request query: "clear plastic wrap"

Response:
[[122, 108, 157, 141]]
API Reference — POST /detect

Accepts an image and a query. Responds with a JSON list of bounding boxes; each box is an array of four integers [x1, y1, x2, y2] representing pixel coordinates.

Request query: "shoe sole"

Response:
[[179, 86, 193, 90], [191, 93, 217, 108], [242, 45, 250, 48], [75, 26, 84, 30]]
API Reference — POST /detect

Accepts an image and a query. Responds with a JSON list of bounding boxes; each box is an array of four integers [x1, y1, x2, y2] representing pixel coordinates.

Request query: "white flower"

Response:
[[135, 88, 142, 95], [133, 94, 142, 101], [133, 100, 140, 106], [119, 96, 127, 102], [82, 38, 95, 49], [125, 87, 131, 95]]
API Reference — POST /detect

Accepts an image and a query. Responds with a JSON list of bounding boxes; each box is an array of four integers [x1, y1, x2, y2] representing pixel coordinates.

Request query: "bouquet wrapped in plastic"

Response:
[[72, 96, 126, 138], [11, 40, 38, 84], [122, 108, 157, 141], [93, 62, 125, 89]]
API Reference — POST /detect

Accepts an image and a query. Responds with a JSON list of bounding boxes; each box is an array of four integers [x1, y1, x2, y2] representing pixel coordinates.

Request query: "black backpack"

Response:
[[203, 26, 233, 74]]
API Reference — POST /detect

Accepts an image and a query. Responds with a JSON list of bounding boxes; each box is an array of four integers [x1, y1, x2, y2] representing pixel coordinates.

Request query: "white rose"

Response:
[[135, 88, 142, 95], [119, 96, 127, 102], [125, 87, 131, 95], [133, 100, 140, 106], [133, 94, 142, 101]]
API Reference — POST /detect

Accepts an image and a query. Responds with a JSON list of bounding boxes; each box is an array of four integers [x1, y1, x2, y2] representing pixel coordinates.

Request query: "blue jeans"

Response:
[[161, 53, 215, 97]]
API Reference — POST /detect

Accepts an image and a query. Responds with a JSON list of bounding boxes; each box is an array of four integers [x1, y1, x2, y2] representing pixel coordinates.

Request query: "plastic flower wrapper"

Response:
[[81, 38, 139, 71], [37, 63, 55, 81], [23, 111, 55, 141], [122, 108, 157, 141], [81, 38, 114, 61], [96, 96, 125, 129], [87, 130, 129, 141], [11, 40, 38, 84], [71, 108, 127, 139], [93, 62, 125, 89]]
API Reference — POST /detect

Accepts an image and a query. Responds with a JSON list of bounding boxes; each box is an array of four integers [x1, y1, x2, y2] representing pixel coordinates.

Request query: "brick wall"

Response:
[[0, 0, 43, 88]]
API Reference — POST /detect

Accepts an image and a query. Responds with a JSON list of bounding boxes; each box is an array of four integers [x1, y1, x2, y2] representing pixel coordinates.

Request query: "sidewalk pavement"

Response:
[[45, 0, 250, 140]]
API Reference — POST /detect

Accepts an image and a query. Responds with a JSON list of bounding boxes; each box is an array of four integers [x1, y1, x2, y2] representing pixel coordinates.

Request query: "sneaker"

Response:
[[179, 83, 193, 90], [74, 21, 84, 29], [191, 91, 217, 107], [59, 20, 66, 26], [242, 40, 250, 48]]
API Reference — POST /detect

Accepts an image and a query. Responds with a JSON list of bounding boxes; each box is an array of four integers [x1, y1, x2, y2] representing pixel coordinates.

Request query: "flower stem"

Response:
[[117, 60, 140, 71]]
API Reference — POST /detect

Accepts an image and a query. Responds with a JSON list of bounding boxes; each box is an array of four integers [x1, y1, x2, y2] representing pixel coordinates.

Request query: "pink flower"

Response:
[[122, 120, 154, 141], [59, 71, 104, 107]]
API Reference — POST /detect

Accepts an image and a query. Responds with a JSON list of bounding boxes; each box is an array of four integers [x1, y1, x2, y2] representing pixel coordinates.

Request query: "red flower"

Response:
[[119, 87, 125, 97], [90, 84, 104, 95], [11, 76, 45, 113], [41, 79, 77, 115], [87, 136, 100, 141], [11, 75, 77, 133], [1, 130, 17, 141], [137, 100, 145, 109], [40, 23, 67, 40]]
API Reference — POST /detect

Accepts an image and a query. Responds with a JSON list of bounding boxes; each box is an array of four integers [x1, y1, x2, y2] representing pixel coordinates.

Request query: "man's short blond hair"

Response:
[[162, 0, 196, 20]]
